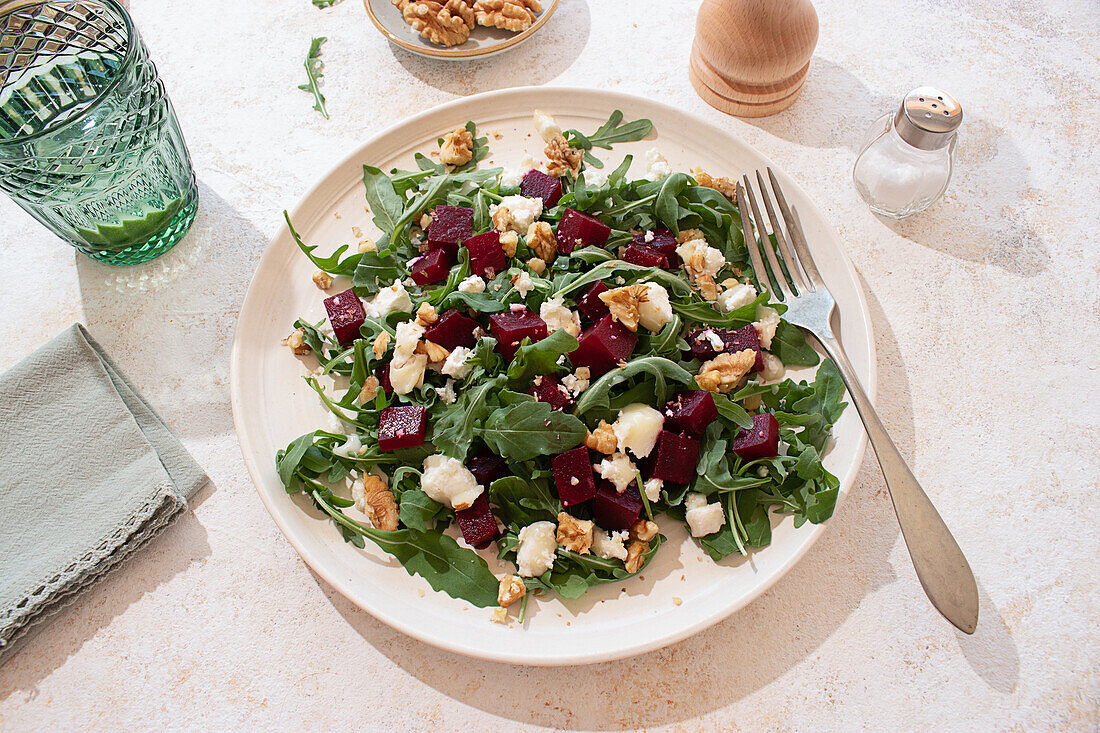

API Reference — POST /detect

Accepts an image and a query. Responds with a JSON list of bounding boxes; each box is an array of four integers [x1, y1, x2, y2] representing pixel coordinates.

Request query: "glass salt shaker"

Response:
[[852, 87, 962, 218]]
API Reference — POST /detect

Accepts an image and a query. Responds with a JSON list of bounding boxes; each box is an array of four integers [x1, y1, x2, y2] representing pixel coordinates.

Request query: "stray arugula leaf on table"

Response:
[[298, 37, 329, 119]]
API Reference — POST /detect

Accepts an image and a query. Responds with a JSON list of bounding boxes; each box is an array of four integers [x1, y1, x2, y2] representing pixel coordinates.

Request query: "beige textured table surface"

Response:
[[1, 0, 1097, 730]]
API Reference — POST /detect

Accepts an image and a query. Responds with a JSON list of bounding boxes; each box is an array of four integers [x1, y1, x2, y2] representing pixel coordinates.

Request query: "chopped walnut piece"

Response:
[[697, 274, 719, 302], [282, 328, 311, 355], [499, 230, 519, 257], [312, 270, 334, 290], [490, 606, 509, 624], [677, 228, 706, 245], [357, 475, 399, 531], [474, 0, 541, 31], [416, 339, 450, 363], [358, 239, 377, 253], [498, 574, 526, 607], [372, 332, 391, 359], [439, 126, 474, 165], [692, 168, 738, 202], [491, 205, 518, 233], [696, 349, 757, 393], [598, 284, 649, 332], [415, 302, 439, 326], [419, 213, 432, 229], [630, 519, 658, 542], [584, 420, 618, 454], [526, 257, 546, 274], [556, 512, 594, 554], [624, 540, 649, 574], [526, 221, 558, 262], [399, 0, 472, 47], [544, 135, 582, 178], [359, 375, 381, 403]]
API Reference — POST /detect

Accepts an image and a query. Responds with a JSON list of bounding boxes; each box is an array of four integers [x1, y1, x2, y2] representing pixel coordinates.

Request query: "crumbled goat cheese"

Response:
[[584, 167, 608, 187], [514, 271, 534, 298], [596, 452, 638, 493], [612, 403, 665, 459], [499, 167, 525, 188], [458, 274, 486, 293], [532, 109, 562, 143], [591, 529, 629, 561], [754, 305, 781, 349], [366, 280, 413, 318], [676, 238, 726, 278], [492, 195, 543, 231], [441, 346, 474, 380], [540, 297, 581, 337], [421, 455, 483, 510], [761, 353, 785, 382], [562, 367, 590, 396], [333, 434, 363, 458], [394, 320, 425, 361], [703, 330, 724, 350], [718, 281, 757, 313], [516, 521, 558, 576], [644, 148, 672, 181], [684, 492, 726, 537], [637, 282, 673, 331], [643, 477, 664, 504], [644, 230, 655, 243], [434, 379, 457, 404], [389, 354, 427, 395], [520, 152, 541, 172]]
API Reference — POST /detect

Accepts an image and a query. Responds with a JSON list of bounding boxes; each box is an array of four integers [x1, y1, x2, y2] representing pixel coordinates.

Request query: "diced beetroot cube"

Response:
[[462, 230, 508, 279], [732, 413, 780, 460], [593, 482, 643, 530], [427, 205, 472, 256], [520, 169, 563, 208], [455, 493, 499, 549], [556, 208, 611, 254], [633, 229, 679, 266], [623, 242, 669, 269], [423, 308, 478, 350], [570, 315, 638, 376], [664, 391, 718, 436], [489, 307, 548, 361], [374, 363, 393, 395], [528, 374, 574, 411], [324, 288, 366, 346], [408, 248, 453, 286], [576, 281, 610, 321], [551, 446, 597, 506], [649, 430, 701, 484], [685, 324, 764, 371], [468, 451, 508, 487], [378, 405, 427, 451]]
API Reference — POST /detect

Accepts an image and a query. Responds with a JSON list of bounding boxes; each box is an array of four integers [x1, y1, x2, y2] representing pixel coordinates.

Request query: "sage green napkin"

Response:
[[0, 324, 207, 666]]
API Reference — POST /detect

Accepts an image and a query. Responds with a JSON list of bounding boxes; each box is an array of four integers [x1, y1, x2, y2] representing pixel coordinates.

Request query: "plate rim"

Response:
[[363, 0, 560, 60], [230, 86, 876, 665]]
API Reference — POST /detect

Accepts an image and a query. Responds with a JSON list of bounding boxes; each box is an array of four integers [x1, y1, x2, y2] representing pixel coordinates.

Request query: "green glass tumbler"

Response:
[[0, 0, 196, 265]]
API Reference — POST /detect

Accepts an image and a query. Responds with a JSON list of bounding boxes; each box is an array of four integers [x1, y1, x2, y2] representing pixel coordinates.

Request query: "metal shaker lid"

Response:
[[894, 87, 962, 150]]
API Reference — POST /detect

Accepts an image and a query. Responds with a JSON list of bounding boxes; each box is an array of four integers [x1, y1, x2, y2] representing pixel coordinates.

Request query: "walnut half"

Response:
[[526, 221, 558, 262], [584, 420, 618, 454], [355, 475, 399, 531], [624, 540, 649, 574], [498, 574, 526, 607], [282, 328, 311, 355], [556, 512, 594, 554], [474, 0, 541, 31], [598, 284, 649, 332], [439, 126, 474, 165], [544, 135, 582, 178], [696, 349, 757, 393], [398, 0, 474, 47]]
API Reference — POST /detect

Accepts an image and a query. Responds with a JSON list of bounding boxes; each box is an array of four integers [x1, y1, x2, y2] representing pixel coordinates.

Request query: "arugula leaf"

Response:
[[488, 476, 560, 527], [479, 401, 587, 461], [443, 289, 507, 313], [564, 110, 653, 168], [654, 172, 692, 233], [284, 211, 360, 276], [313, 491, 498, 607], [573, 357, 694, 415], [297, 37, 329, 119], [398, 489, 445, 531], [431, 376, 503, 460], [507, 330, 579, 385], [362, 165, 405, 237], [770, 320, 820, 366], [711, 393, 753, 430], [311, 0, 340, 6]]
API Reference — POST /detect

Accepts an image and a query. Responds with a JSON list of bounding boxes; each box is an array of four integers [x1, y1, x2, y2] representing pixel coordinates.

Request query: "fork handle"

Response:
[[808, 331, 979, 634]]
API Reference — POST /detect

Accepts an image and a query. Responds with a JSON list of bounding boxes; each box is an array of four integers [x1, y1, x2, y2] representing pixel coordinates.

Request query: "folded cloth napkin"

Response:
[[0, 324, 207, 666]]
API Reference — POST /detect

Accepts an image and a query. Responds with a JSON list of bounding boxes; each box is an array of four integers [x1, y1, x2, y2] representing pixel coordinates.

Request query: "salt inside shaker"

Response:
[[853, 87, 962, 218]]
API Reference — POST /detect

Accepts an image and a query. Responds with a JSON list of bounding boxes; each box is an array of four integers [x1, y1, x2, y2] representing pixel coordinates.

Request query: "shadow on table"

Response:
[[390, 0, 590, 95], [71, 181, 266, 441], [0, 492, 212, 703], [308, 266, 986, 728]]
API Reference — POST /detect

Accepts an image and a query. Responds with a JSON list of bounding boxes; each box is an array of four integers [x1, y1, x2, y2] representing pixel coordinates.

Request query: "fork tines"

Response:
[[734, 168, 824, 301]]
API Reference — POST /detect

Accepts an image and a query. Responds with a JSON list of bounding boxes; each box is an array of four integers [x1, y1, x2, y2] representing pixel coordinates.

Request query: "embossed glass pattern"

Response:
[[0, 0, 196, 265]]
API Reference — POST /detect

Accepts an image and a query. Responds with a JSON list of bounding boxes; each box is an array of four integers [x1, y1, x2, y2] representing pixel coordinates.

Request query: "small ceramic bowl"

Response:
[[364, 0, 559, 60]]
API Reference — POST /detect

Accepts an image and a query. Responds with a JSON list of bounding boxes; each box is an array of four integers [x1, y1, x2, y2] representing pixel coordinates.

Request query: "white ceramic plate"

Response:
[[364, 0, 559, 60], [230, 87, 875, 666]]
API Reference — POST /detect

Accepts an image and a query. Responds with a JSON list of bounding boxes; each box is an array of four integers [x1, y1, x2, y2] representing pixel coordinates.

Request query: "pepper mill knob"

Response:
[[689, 0, 819, 118]]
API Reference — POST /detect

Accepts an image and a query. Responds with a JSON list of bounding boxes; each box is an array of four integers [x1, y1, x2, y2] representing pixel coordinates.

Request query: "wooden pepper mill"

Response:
[[690, 0, 819, 117]]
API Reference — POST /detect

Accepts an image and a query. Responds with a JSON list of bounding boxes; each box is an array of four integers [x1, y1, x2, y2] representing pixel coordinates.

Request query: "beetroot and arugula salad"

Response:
[[275, 110, 846, 619]]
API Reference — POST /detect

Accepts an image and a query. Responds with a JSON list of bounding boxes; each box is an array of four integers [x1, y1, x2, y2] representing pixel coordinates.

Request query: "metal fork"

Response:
[[735, 169, 979, 635]]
